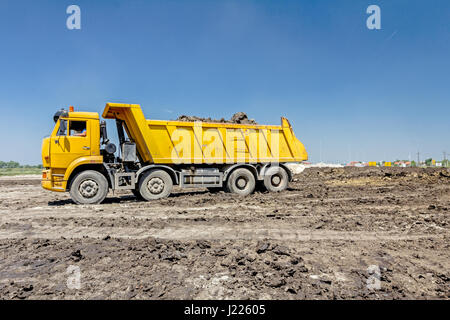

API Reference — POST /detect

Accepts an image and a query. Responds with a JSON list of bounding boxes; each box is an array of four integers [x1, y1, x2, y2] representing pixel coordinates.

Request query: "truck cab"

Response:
[[42, 109, 103, 193]]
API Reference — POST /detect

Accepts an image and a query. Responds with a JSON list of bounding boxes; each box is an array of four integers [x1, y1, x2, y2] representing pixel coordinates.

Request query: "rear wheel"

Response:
[[69, 170, 109, 204], [138, 169, 173, 201], [225, 168, 255, 196], [263, 166, 289, 192]]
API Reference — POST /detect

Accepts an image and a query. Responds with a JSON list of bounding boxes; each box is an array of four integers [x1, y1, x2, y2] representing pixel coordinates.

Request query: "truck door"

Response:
[[51, 119, 91, 169]]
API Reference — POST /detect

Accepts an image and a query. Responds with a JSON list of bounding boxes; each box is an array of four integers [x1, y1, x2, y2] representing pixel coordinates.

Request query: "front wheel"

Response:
[[138, 169, 173, 201], [69, 170, 109, 204]]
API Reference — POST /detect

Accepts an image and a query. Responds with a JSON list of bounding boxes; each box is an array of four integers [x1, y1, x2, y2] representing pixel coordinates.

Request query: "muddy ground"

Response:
[[0, 167, 448, 300]]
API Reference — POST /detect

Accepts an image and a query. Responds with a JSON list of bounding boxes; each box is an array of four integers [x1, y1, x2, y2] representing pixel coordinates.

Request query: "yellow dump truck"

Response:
[[42, 103, 307, 204]]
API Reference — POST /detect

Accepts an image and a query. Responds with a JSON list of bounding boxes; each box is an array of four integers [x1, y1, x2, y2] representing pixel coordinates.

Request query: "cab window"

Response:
[[57, 119, 67, 136], [69, 121, 87, 137]]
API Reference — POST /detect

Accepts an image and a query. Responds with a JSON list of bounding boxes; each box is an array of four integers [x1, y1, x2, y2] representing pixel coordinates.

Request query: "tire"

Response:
[[225, 168, 255, 196], [263, 166, 289, 192], [138, 169, 173, 201], [69, 170, 109, 204]]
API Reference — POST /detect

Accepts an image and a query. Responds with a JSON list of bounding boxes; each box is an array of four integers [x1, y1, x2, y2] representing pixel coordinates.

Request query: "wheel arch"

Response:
[[223, 164, 258, 181], [136, 165, 179, 185], [66, 164, 112, 191], [258, 163, 293, 182]]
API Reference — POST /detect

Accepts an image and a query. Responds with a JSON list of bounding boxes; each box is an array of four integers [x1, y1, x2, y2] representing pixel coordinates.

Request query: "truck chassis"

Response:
[[67, 161, 292, 204]]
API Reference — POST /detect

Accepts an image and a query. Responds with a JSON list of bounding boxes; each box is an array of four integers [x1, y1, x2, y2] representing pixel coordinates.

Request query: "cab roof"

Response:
[[67, 111, 99, 120]]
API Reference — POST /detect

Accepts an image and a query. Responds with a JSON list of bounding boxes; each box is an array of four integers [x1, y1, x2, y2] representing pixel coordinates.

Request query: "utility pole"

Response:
[[444, 151, 447, 167], [348, 144, 351, 165], [320, 139, 322, 163], [417, 151, 420, 166]]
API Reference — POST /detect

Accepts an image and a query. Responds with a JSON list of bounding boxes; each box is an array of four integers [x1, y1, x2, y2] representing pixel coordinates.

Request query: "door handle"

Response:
[[83, 146, 90, 150]]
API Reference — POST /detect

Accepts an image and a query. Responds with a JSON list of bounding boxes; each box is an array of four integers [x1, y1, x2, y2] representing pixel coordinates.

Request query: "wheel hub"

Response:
[[271, 174, 281, 186], [236, 177, 247, 189], [79, 179, 99, 198], [147, 177, 164, 194]]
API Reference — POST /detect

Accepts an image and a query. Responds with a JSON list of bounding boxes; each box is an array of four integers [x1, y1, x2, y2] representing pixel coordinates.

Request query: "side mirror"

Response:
[[100, 120, 109, 144]]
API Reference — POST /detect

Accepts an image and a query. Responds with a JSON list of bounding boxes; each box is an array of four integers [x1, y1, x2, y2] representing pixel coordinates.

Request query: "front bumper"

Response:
[[41, 169, 66, 192]]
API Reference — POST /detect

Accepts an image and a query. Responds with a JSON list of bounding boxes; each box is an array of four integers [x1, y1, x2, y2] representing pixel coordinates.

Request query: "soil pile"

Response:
[[176, 112, 257, 124]]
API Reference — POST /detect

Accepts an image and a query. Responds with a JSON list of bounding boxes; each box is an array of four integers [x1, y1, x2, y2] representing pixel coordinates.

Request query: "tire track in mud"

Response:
[[0, 223, 444, 241]]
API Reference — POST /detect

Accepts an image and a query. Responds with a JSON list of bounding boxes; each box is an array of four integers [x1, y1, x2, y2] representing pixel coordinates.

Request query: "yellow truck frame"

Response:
[[42, 103, 307, 204]]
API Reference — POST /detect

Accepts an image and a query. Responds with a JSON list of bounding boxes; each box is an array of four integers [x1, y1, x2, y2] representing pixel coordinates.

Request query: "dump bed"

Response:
[[102, 103, 307, 165]]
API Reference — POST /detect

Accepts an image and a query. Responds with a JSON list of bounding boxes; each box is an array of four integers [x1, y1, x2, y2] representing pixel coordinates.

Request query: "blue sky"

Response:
[[0, 0, 449, 164]]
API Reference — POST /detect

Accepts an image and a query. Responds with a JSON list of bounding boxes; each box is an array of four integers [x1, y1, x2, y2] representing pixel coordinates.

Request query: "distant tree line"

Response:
[[0, 161, 43, 169]]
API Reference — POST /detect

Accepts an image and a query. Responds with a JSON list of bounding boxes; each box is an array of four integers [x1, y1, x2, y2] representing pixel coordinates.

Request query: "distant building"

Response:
[[392, 161, 411, 167], [346, 161, 364, 167]]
